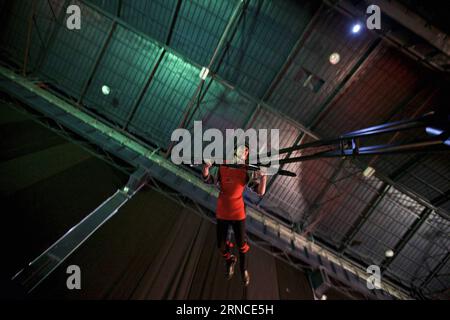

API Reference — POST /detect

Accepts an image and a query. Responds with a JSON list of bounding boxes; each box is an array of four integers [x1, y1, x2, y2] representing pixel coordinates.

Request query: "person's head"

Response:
[[235, 142, 250, 162]]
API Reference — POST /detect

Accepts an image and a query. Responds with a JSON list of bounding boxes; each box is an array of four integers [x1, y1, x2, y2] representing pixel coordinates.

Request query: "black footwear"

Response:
[[242, 270, 250, 286], [226, 255, 237, 280]]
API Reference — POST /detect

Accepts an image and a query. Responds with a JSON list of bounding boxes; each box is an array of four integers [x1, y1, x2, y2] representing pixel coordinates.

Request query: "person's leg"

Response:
[[217, 219, 236, 279], [231, 219, 250, 285]]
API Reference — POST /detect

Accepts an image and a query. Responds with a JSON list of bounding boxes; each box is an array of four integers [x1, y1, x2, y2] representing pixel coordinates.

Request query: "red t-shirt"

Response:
[[216, 165, 248, 221]]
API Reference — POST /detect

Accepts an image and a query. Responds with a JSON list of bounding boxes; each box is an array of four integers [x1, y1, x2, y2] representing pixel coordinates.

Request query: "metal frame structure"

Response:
[[1, 0, 449, 299], [0, 65, 410, 300]]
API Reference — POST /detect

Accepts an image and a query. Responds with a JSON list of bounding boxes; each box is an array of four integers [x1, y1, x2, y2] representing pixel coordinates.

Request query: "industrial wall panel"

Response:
[[267, 8, 374, 127], [128, 52, 200, 148], [217, 0, 320, 99], [346, 187, 423, 265], [313, 169, 385, 245], [83, 25, 162, 126], [170, 0, 239, 66], [385, 211, 450, 287], [120, 0, 177, 44], [40, 1, 113, 99]]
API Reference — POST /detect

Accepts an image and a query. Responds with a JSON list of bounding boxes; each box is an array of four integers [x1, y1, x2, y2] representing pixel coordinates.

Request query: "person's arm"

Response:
[[202, 162, 212, 180], [257, 173, 267, 196], [247, 169, 267, 196], [202, 162, 217, 184]]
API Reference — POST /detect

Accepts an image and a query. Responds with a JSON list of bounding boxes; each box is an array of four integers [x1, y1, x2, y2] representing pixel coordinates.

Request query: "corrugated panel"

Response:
[[88, 0, 119, 15], [425, 258, 450, 296], [217, 0, 320, 99], [120, 0, 177, 44], [385, 211, 450, 287], [249, 107, 301, 150], [315, 45, 426, 138], [188, 78, 255, 134], [262, 145, 342, 222], [267, 8, 374, 127], [83, 25, 162, 126], [170, 0, 239, 66], [346, 187, 423, 265], [313, 167, 385, 244], [0, 0, 59, 71], [396, 154, 450, 203], [127, 52, 200, 147], [40, 1, 113, 99]]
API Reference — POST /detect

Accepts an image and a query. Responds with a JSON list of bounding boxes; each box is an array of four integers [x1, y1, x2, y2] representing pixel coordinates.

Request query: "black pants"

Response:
[[216, 218, 249, 273]]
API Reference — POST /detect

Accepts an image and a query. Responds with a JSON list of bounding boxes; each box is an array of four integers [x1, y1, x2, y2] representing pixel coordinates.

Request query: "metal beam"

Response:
[[12, 167, 149, 293], [369, 0, 450, 56], [431, 189, 450, 207], [23, 0, 37, 76]]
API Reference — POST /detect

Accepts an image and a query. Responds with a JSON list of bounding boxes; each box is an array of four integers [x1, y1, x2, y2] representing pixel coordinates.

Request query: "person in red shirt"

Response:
[[202, 143, 267, 286]]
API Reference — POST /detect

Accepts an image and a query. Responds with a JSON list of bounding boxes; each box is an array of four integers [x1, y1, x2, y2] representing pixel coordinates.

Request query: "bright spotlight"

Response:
[[352, 23, 362, 33]]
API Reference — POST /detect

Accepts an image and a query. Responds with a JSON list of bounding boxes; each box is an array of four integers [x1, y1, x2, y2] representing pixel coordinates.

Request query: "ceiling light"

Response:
[[199, 67, 209, 80], [352, 23, 362, 33], [385, 249, 394, 258], [363, 166, 375, 178], [101, 85, 111, 95], [320, 294, 327, 300], [426, 127, 444, 136], [329, 52, 340, 65]]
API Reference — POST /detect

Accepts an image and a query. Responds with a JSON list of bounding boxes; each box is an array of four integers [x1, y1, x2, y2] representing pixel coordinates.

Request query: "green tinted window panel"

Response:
[[83, 25, 162, 127], [40, 1, 113, 99], [217, 0, 319, 99], [87, 0, 120, 15], [171, 0, 239, 66], [121, 0, 177, 44], [0, 0, 55, 70], [187, 79, 255, 134], [128, 52, 200, 147]]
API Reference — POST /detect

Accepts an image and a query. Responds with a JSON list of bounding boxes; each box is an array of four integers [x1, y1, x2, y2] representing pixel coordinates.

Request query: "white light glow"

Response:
[[385, 249, 394, 258], [329, 52, 340, 65], [101, 85, 111, 95], [363, 166, 376, 178], [352, 23, 362, 33]]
